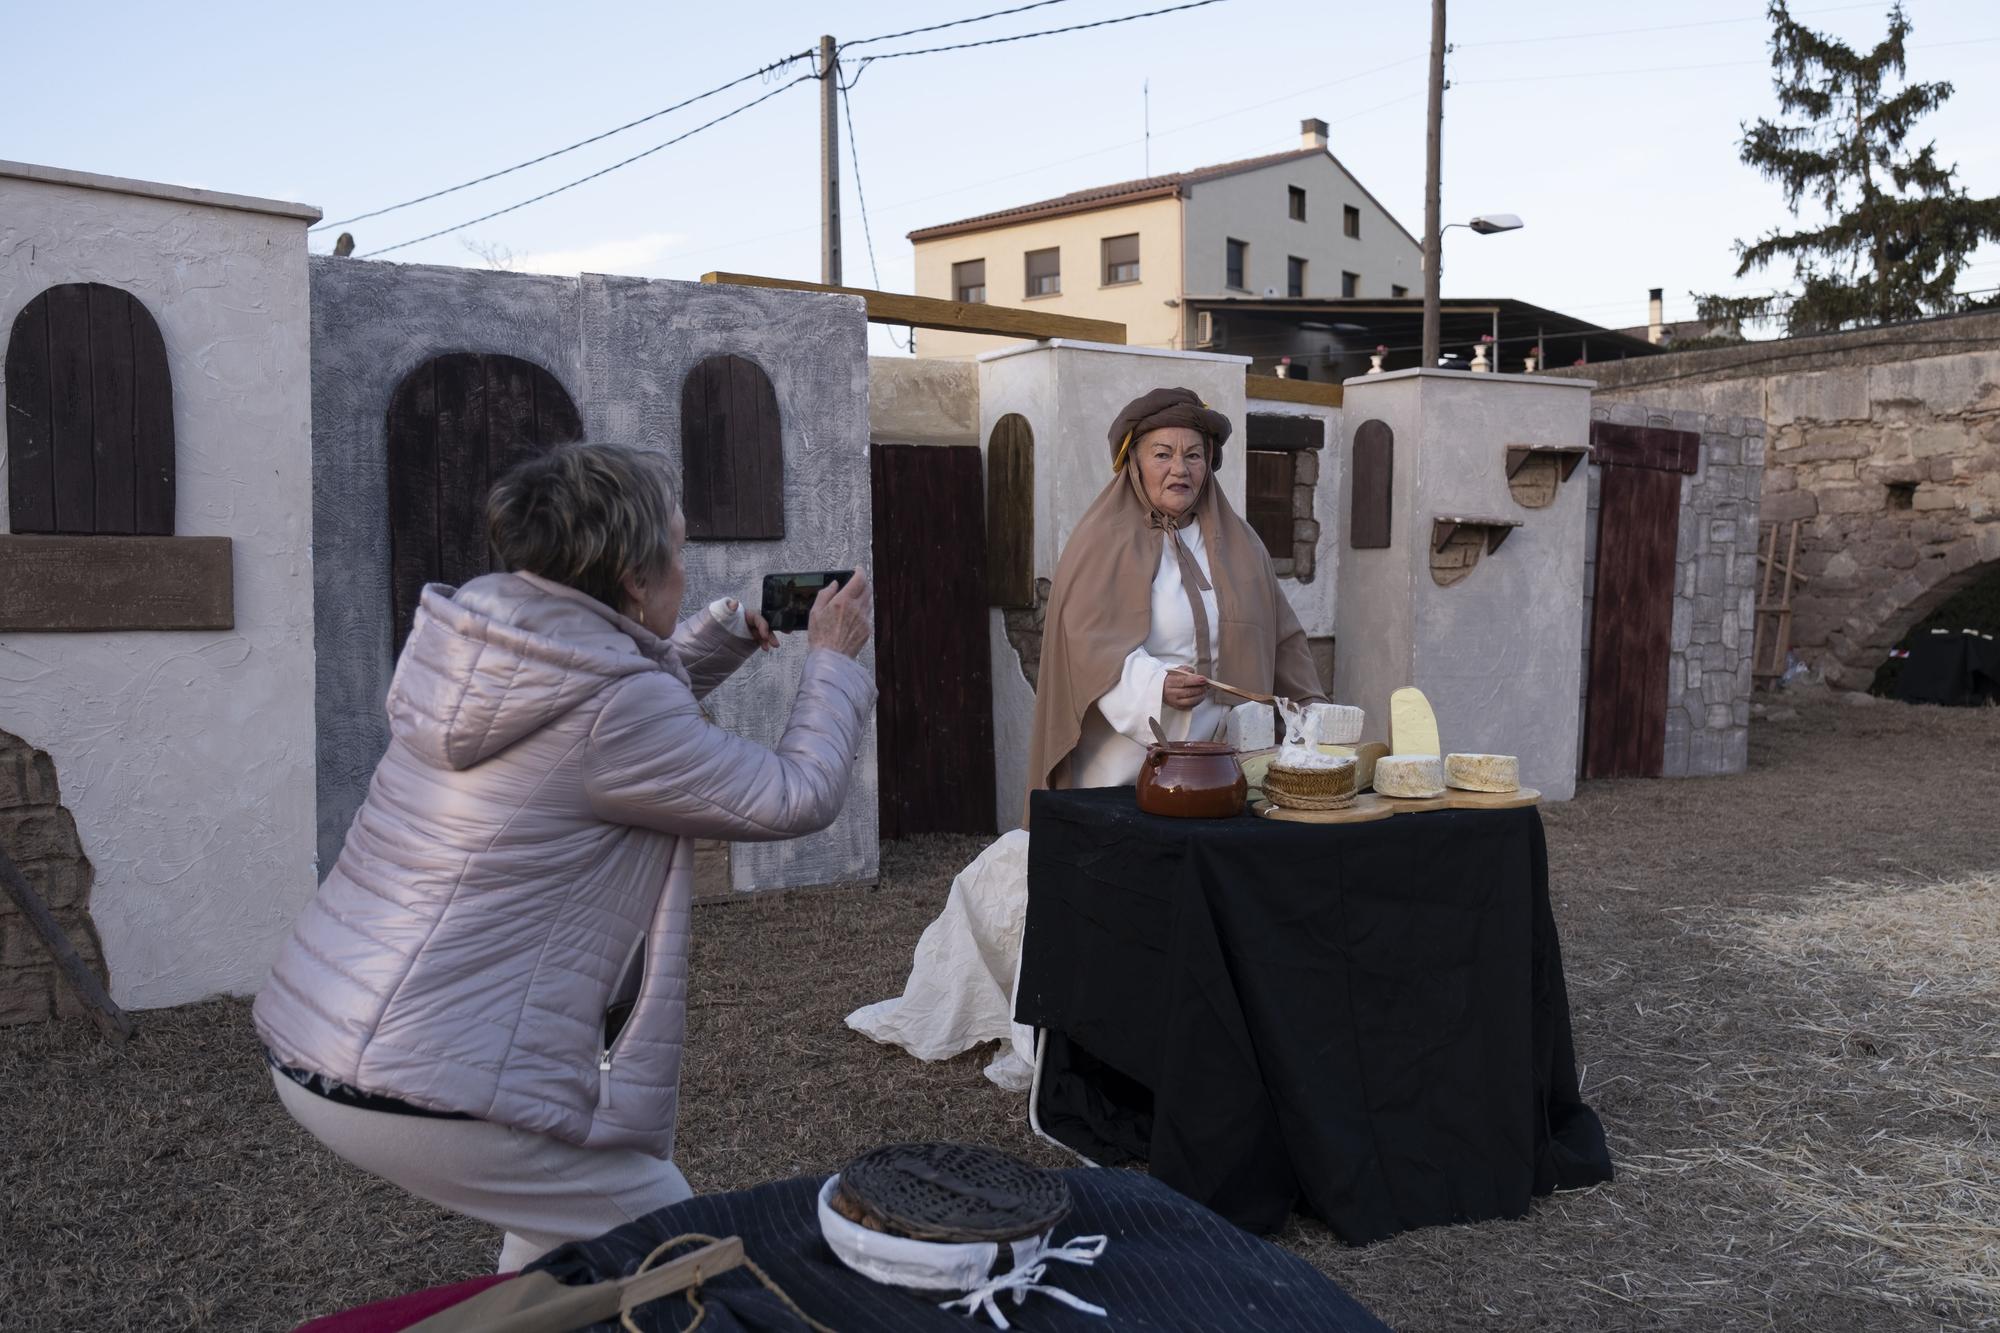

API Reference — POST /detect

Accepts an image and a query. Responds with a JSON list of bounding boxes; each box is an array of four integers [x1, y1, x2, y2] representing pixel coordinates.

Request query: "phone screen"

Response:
[[761, 571, 854, 633]]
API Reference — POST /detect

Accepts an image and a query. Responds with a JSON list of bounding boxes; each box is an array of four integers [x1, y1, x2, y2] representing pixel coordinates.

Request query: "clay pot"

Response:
[[1137, 741, 1247, 818]]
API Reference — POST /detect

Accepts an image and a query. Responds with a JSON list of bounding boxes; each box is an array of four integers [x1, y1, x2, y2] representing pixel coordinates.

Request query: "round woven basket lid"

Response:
[[838, 1142, 1071, 1244]]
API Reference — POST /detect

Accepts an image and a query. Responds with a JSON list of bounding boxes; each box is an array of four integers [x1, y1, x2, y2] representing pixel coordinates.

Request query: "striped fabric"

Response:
[[531, 1168, 1388, 1331]]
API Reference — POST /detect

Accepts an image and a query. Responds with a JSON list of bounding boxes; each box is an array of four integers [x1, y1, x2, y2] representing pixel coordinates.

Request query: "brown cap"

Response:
[[1107, 387, 1234, 470]]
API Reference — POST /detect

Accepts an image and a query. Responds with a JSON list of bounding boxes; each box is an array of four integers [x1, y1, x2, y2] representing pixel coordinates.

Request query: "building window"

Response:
[[1287, 256, 1307, 299], [1343, 205, 1361, 239], [953, 259, 986, 304], [1226, 238, 1248, 290], [1244, 413, 1326, 580], [1102, 234, 1140, 286], [1392, 284, 1409, 299], [1341, 271, 1360, 298], [1025, 247, 1061, 297], [1288, 186, 1307, 221]]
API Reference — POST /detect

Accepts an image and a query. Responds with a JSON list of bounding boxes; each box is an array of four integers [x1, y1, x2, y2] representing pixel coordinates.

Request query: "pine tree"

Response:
[[1695, 2, 2000, 336]]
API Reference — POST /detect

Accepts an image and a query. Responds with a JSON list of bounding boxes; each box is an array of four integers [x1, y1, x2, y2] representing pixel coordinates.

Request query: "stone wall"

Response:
[[0, 732, 103, 1025], [1581, 405, 1765, 778], [1550, 313, 2000, 688]]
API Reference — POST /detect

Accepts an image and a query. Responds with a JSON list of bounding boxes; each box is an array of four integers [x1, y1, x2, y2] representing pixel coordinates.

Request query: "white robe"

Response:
[[846, 529, 1230, 1090]]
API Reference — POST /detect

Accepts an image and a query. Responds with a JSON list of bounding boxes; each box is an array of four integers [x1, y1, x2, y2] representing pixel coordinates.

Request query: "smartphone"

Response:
[[761, 570, 854, 633]]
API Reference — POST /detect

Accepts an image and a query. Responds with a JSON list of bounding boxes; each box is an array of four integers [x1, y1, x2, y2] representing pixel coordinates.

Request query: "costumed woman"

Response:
[[848, 387, 1325, 1088]]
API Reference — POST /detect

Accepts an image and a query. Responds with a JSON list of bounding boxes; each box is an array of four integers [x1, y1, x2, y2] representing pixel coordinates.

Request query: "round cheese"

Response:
[[1373, 753, 1445, 798], [1445, 753, 1520, 793]]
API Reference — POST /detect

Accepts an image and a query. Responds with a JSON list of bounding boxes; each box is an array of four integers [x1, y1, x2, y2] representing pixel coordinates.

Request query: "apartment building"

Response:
[[908, 119, 1421, 360]]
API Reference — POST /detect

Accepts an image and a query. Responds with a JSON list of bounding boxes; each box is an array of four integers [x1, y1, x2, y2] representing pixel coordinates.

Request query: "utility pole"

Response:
[[819, 34, 842, 286], [1420, 0, 1447, 368]]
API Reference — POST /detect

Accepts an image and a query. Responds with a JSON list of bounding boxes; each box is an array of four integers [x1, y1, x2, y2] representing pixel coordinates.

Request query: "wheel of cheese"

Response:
[[1373, 753, 1445, 798], [1445, 753, 1520, 793]]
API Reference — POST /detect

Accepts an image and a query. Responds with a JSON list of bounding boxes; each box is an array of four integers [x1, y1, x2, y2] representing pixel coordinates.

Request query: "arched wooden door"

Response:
[[385, 352, 582, 652]]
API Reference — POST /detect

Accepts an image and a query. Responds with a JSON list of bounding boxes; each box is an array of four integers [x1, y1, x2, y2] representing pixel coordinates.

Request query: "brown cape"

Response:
[[1021, 388, 1326, 824]]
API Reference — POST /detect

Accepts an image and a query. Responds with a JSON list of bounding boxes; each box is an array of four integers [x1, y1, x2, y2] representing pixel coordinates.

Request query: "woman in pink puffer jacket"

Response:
[[253, 443, 874, 1271]]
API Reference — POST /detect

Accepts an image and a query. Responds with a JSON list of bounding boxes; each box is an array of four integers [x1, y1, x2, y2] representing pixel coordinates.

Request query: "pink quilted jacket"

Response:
[[253, 571, 874, 1157]]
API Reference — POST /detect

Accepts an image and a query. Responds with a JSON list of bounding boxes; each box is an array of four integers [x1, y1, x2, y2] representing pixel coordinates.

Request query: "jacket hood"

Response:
[[388, 572, 664, 770]]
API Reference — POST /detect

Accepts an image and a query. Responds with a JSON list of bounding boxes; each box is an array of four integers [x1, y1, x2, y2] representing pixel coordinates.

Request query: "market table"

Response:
[[1015, 787, 1613, 1241]]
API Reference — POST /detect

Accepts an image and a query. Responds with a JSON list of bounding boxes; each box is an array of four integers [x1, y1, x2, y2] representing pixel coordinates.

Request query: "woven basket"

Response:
[[1265, 760, 1357, 811], [836, 1142, 1071, 1244]]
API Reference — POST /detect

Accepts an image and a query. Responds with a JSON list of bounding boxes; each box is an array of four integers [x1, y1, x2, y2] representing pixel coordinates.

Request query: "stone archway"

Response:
[[0, 731, 101, 1025], [1821, 533, 2000, 688]]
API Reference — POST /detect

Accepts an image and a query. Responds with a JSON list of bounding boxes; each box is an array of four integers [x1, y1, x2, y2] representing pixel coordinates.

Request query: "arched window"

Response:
[[985, 413, 1034, 607], [1350, 419, 1394, 549], [384, 352, 582, 651], [680, 354, 782, 540], [6, 283, 174, 535]]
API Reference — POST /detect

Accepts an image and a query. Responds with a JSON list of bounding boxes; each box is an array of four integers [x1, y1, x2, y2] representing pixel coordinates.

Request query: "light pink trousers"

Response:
[[273, 1071, 692, 1271]]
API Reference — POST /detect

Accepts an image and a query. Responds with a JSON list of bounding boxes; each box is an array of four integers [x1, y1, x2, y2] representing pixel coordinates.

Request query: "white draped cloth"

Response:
[[847, 528, 1228, 1089]]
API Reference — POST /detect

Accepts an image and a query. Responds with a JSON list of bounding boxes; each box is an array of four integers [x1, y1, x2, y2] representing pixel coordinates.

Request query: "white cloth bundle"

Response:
[[817, 1176, 1109, 1329]]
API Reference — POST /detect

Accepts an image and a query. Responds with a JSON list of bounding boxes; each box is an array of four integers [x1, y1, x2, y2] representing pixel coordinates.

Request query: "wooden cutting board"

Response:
[[1254, 788, 1541, 824]]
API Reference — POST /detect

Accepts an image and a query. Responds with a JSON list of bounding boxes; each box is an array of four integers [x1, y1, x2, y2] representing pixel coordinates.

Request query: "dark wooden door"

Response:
[[386, 353, 582, 653], [1582, 421, 1700, 779], [681, 354, 783, 540], [870, 443, 997, 839]]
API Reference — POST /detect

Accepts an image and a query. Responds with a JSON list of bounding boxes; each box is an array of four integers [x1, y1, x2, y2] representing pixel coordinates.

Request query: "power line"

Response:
[[838, 79, 909, 351], [849, 0, 1228, 78], [1455, 2, 1886, 49], [311, 52, 812, 234], [841, 0, 1077, 51], [359, 76, 813, 258]]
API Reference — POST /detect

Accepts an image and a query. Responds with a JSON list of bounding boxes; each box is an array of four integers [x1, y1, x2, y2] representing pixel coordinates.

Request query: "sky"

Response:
[[11, 1, 2000, 356]]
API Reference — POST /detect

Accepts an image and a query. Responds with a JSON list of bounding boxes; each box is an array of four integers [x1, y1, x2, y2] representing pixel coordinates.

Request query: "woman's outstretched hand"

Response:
[[807, 571, 872, 659], [1163, 667, 1208, 711]]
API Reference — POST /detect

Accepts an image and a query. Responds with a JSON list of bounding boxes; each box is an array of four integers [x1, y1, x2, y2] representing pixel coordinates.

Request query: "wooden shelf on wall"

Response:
[[1431, 515, 1523, 554], [0, 535, 233, 631], [701, 272, 1127, 345], [1504, 444, 1588, 481]]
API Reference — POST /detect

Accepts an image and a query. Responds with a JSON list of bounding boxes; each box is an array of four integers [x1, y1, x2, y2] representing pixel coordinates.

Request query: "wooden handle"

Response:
[[1149, 717, 1168, 745], [1204, 678, 1275, 706]]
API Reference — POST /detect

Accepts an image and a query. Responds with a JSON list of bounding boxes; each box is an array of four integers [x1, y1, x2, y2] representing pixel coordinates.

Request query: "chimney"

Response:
[[1301, 118, 1329, 151], [1647, 287, 1664, 344]]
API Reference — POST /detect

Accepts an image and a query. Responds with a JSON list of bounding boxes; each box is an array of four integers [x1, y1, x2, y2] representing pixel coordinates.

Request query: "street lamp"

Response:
[[1423, 213, 1525, 366]]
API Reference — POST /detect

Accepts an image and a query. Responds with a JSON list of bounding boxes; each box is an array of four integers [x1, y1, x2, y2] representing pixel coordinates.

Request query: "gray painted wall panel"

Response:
[[311, 259, 877, 891]]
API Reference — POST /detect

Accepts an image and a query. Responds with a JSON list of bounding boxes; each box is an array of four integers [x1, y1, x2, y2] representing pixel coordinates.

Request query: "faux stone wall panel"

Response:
[[1579, 404, 1763, 778], [311, 260, 878, 893]]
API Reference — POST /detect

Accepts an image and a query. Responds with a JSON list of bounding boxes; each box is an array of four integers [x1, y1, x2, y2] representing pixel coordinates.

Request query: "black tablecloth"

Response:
[[530, 1169, 1390, 1332], [1894, 630, 2000, 706], [1015, 787, 1612, 1241]]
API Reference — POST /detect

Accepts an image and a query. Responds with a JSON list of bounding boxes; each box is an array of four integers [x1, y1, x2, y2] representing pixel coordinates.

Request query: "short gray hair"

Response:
[[486, 443, 678, 612]]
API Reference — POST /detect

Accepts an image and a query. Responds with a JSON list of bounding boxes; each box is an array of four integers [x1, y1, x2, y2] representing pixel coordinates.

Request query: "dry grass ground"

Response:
[[2, 694, 1996, 1331]]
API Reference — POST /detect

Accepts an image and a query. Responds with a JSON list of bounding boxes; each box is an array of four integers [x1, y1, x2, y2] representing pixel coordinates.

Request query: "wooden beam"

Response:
[[701, 272, 1125, 345], [0, 535, 233, 631], [1245, 374, 1343, 408]]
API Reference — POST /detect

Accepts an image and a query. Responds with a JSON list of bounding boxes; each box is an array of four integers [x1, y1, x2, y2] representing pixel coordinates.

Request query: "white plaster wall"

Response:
[[1333, 375, 1423, 738], [1246, 396, 1342, 638], [1410, 374, 1592, 800], [1336, 370, 1592, 799], [989, 609, 1036, 832], [1181, 154, 1421, 302], [0, 166, 319, 1008]]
